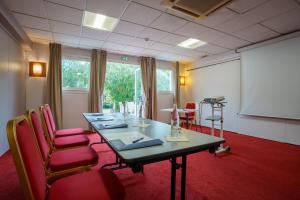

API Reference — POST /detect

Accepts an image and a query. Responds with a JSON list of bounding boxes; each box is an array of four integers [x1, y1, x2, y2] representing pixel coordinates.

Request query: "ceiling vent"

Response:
[[161, 0, 232, 19]]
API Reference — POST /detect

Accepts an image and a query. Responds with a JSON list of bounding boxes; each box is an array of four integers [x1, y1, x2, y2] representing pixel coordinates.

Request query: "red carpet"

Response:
[[1, 126, 300, 200]]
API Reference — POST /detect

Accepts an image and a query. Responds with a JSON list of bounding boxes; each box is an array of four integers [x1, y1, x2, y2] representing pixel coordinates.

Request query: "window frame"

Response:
[[156, 66, 175, 93], [61, 57, 91, 92]]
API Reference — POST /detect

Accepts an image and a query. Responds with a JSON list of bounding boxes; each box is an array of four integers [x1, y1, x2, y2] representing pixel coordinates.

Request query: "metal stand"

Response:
[[205, 102, 230, 155], [170, 156, 187, 200]]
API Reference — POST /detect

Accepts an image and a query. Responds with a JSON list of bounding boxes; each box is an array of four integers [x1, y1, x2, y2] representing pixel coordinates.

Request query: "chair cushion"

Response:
[[55, 128, 85, 137], [53, 135, 90, 149], [48, 169, 125, 200], [48, 147, 98, 172], [179, 116, 195, 120]]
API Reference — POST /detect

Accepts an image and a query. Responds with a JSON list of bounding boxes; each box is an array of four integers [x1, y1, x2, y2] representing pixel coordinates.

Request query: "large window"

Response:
[[103, 62, 141, 113], [156, 68, 173, 92], [62, 59, 90, 89]]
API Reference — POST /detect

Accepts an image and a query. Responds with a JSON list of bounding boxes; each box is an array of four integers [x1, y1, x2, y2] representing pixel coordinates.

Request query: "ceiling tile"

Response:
[[24, 28, 53, 41], [159, 34, 186, 46], [102, 42, 125, 51], [14, 13, 50, 31], [121, 2, 161, 26], [165, 8, 197, 21], [216, 34, 250, 49], [3, 0, 47, 18], [79, 37, 103, 48], [216, 0, 298, 33], [133, 0, 167, 11], [197, 8, 238, 28], [114, 20, 145, 37], [123, 45, 144, 54], [232, 24, 279, 43], [175, 22, 211, 38], [106, 33, 134, 45], [81, 27, 110, 40], [227, 0, 269, 14], [261, 7, 300, 34], [137, 27, 169, 41], [196, 44, 229, 54], [128, 37, 154, 48], [45, 2, 83, 25], [150, 42, 173, 52], [47, 0, 86, 10], [53, 33, 80, 44], [86, 0, 128, 18], [150, 13, 188, 32], [50, 21, 81, 36]]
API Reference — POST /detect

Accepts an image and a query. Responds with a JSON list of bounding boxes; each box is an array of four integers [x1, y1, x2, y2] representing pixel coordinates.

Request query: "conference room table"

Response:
[[160, 108, 198, 129], [83, 113, 224, 200]]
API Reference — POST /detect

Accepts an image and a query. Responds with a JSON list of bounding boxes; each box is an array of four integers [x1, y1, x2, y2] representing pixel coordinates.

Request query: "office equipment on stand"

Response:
[[201, 96, 230, 155]]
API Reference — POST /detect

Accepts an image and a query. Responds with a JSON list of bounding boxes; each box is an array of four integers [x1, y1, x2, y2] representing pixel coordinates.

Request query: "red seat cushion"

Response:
[[55, 128, 86, 137], [48, 147, 98, 172], [179, 116, 195, 120], [53, 135, 89, 149], [48, 169, 125, 200]]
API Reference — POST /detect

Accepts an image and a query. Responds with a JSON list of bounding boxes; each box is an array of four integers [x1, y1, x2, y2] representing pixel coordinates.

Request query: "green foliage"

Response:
[[157, 68, 172, 91], [62, 59, 90, 89], [104, 62, 140, 111]]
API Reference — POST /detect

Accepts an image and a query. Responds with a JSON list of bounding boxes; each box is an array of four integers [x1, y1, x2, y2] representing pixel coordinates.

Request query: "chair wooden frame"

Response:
[[7, 116, 40, 200], [26, 110, 95, 183]]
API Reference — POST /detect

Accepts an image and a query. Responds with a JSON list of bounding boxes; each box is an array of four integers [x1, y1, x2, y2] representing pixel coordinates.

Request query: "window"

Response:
[[62, 59, 90, 89], [103, 62, 141, 113], [156, 68, 173, 92]]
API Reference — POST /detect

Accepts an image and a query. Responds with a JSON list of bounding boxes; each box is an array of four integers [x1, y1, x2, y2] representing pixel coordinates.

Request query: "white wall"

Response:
[[0, 26, 26, 155], [184, 49, 300, 145]]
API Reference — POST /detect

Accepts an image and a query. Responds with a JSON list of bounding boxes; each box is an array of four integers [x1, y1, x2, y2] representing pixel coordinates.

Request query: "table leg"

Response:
[[185, 113, 189, 129], [171, 157, 176, 200], [181, 155, 187, 200]]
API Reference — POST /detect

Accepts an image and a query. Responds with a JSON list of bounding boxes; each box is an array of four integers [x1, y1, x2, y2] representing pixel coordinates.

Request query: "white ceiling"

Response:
[[3, 0, 300, 62]]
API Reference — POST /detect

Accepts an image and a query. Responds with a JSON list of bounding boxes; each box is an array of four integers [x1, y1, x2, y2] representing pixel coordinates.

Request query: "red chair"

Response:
[[41, 104, 87, 138], [6, 116, 125, 200], [179, 102, 196, 128], [26, 111, 98, 176], [28, 109, 89, 149]]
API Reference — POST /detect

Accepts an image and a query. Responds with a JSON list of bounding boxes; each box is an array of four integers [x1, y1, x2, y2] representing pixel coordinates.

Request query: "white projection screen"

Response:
[[240, 36, 300, 120]]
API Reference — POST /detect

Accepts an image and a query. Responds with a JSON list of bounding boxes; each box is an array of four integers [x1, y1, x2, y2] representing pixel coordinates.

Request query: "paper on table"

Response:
[[166, 134, 189, 142], [107, 131, 153, 145]]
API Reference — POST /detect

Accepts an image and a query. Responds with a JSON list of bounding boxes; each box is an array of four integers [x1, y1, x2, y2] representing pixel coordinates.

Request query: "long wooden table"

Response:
[[83, 113, 224, 200]]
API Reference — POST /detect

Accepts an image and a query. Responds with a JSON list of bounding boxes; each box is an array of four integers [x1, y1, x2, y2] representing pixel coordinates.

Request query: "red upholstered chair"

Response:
[[179, 102, 196, 128], [28, 110, 89, 149], [25, 111, 98, 176], [6, 116, 125, 200], [41, 104, 87, 138]]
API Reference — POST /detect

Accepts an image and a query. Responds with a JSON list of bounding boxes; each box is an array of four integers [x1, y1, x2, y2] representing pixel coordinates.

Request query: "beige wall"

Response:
[[0, 26, 26, 155]]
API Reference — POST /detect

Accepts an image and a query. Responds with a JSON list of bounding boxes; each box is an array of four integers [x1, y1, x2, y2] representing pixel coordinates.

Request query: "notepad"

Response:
[[95, 123, 128, 130], [107, 131, 163, 151]]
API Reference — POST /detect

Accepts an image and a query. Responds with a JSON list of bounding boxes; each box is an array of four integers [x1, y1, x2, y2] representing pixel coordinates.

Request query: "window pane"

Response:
[[103, 62, 141, 113], [62, 59, 90, 89], [156, 68, 172, 91]]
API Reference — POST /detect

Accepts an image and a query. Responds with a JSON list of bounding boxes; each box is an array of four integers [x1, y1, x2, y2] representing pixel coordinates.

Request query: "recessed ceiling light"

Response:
[[83, 11, 119, 31], [177, 38, 207, 49]]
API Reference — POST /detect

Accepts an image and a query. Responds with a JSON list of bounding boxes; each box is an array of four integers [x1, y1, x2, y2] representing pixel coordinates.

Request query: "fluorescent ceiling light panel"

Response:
[[83, 11, 119, 31], [177, 38, 207, 49]]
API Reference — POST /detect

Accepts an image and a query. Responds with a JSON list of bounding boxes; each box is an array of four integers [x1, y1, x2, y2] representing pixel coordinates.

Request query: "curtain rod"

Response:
[[186, 58, 240, 71]]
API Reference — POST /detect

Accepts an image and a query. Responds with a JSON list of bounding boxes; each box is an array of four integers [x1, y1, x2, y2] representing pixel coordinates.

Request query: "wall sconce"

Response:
[[29, 62, 46, 77], [179, 76, 185, 86]]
